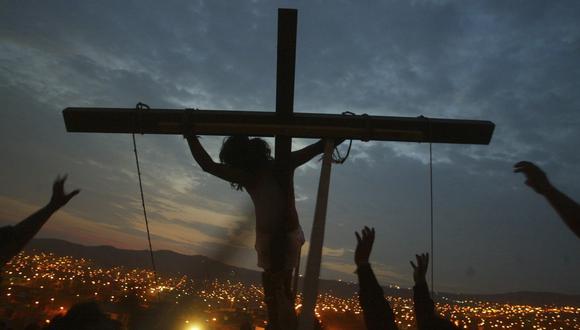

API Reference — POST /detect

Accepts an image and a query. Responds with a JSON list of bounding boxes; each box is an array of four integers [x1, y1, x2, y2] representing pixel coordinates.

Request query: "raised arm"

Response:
[[514, 161, 580, 239], [410, 253, 459, 330], [355, 226, 398, 330], [410, 253, 436, 328], [185, 135, 249, 185], [1, 176, 79, 268], [290, 138, 345, 168]]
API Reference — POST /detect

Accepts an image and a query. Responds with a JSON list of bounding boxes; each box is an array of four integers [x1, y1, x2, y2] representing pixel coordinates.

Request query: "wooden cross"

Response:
[[62, 8, 494, 330]]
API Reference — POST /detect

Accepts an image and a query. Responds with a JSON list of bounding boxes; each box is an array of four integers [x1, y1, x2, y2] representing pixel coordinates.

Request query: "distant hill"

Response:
[[25, 238, 261, 283], [25, 238, 580, 306]]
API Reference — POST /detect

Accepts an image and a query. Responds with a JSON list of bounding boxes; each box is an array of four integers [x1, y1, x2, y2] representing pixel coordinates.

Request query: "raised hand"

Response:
[[49, 175, 80, 210], [515, 161, 580, 239], [513, 161, 553, 194], [410, 253, 429, 284], [354, 226, 375, 266]]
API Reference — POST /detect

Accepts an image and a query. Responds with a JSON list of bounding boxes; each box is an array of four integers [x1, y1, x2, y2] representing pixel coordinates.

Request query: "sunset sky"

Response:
[[1, 1, 579, 295]]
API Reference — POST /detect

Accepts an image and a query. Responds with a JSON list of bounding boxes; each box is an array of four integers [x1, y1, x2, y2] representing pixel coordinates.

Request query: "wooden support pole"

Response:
[[298, 139, 334, 330]]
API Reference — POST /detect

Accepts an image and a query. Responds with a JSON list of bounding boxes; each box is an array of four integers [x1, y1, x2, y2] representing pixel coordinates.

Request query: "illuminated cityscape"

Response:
[[0, 252, 578, 329]]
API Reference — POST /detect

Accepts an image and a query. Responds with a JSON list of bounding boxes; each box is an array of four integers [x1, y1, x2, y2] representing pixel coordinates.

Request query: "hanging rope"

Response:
[[429, 141, 434, 296], [329, 111, 359, 164], [132, 102, 158, 288], [419, 115, 435, 296]]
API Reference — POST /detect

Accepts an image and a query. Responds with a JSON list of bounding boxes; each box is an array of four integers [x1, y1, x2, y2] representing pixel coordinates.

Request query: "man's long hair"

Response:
[[219, 136, 272, 190]]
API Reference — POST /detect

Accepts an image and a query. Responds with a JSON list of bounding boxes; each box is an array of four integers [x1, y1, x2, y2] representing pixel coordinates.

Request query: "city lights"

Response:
[[0, 252, 578, 329]]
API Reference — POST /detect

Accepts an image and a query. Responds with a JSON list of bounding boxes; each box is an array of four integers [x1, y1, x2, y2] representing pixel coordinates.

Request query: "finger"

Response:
[[517, 163, 542, 174], [355, 232, 361, 244], [410, 261, 417, 270], [364, 226, 370, 236], [53, 180, 63, 193], [514, 161, 533, 168], [56, 175, 66, 187], [514, 162, 534, 173], [68, 189, 81, 198], [514, 167, 533, 174], [514, 165, 532, 173]]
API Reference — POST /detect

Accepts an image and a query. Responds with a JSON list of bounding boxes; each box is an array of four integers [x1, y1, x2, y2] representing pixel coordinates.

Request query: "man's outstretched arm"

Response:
[[185, 135, 249, 185], [355, 226, 398, 330], [1, 176, 79, 267], [290, 138, 345, 169], [514, 161, 580, 239]]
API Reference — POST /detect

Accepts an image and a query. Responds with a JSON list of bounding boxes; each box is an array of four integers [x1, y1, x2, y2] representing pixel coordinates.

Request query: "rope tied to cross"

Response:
[[132, 102, 158, 291]]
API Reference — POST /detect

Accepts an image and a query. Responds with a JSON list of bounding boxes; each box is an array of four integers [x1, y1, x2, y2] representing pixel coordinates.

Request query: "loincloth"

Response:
[[255, 226, 305, 270]]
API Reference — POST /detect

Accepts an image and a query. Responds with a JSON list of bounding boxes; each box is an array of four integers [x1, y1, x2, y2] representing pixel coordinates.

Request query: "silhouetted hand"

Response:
[[355, 226, 375, 266], [514, 161, 553, 195], [48, 175, 80, 210], [410, 253, 429, 284]]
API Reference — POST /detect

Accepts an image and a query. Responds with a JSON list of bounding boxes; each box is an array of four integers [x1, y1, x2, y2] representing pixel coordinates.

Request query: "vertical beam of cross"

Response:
[[275, 10, 333, 329], [273, 9, 297, 272], [274, 8, 297, 163]]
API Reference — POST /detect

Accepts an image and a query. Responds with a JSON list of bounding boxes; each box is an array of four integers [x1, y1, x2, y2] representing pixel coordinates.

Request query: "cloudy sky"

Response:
[[1, 1, 579, 295]]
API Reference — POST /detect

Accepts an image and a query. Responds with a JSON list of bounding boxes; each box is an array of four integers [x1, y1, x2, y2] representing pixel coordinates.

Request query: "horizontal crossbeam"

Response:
[[62, 107, 495, 144]]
